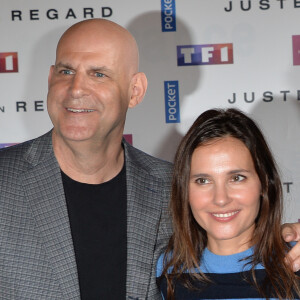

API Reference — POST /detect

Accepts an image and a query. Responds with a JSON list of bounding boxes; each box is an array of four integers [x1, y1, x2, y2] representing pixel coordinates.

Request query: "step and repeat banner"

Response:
[[1, 0, 300, 222]]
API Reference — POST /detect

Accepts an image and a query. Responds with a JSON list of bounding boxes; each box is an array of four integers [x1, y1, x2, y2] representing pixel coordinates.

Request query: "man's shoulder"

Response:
[[124, 141, 173, 176], [0, 131, 53, 169]]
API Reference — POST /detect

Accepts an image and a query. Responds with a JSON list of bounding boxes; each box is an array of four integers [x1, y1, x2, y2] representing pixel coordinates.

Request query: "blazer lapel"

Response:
[[22, 142, 80, 299], [125, 149, 165, 299]]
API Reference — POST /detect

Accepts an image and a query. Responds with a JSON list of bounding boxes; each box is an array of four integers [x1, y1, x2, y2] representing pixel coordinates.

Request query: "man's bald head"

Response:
[[56, 19, 139, 75], [47, 18, 147, 149]]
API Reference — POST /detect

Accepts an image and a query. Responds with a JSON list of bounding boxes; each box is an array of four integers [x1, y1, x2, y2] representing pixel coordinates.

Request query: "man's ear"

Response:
[[128, 72, 148, 108], [48, 65, 55, 87]]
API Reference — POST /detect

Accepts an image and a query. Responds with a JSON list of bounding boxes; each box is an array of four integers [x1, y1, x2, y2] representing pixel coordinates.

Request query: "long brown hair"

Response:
[[162, 108, 299, 299]]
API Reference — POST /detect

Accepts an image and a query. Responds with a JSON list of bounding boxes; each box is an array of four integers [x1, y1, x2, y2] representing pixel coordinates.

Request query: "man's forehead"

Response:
[[55, 24, 138, 73], [57, 36, 114, 54], [56, 48, 117, 64], [55, 59, 112, 71]]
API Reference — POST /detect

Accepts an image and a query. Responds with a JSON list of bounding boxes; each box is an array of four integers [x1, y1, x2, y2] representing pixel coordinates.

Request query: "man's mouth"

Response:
[[67, 108, 95, 113]]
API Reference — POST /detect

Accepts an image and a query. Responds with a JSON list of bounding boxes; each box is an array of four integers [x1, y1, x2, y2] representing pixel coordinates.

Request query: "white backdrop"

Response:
[[1, 0, 300, 222]]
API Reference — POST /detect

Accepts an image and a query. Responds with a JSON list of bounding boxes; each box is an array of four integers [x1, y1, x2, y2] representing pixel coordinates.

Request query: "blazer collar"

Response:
[[22, 130, 80, 299], [124, 141, 165, 299]]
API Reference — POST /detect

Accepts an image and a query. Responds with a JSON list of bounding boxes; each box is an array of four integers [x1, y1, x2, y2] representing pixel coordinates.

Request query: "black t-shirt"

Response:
[[62, 164, 127, 300]]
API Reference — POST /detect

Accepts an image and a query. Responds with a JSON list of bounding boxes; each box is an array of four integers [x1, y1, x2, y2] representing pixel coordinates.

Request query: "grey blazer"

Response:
[[0, 131, 173, 300]]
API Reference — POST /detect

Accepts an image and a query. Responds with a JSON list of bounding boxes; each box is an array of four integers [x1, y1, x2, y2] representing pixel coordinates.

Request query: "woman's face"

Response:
[[189, 136, 261, 255]]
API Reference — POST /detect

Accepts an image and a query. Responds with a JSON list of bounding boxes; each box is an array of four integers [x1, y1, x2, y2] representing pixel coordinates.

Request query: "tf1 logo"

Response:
[[177, 44, 233, 66], [0, 52, 18, 73]]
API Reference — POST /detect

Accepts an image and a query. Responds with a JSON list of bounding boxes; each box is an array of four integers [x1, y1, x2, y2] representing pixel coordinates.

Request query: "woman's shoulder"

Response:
[[156, 252, 172, 277], [156, 252, 171, 277]]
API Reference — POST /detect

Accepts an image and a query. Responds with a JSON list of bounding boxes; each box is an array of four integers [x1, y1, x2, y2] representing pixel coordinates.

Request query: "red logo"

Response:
[[0, 143, 17, 149], [292, 36, 300, 66], [0, 52, 18, 73], [123, 134, 133, 145]]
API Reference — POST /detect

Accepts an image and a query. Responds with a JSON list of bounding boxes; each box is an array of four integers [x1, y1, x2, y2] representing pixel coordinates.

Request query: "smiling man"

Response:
[[0, 19, 172, 300]]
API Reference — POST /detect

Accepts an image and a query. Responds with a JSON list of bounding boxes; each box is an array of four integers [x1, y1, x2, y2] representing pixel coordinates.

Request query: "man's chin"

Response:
[[53, 128, 95, 143]]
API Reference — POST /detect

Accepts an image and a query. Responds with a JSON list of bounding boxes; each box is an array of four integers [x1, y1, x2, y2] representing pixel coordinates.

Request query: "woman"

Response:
[[156, 108, 300, 299]]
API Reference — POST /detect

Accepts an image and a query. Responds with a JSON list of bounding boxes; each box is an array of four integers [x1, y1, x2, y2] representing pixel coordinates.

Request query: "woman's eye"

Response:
[[232, 175, 245, 182], [195, 178, 209, 185]]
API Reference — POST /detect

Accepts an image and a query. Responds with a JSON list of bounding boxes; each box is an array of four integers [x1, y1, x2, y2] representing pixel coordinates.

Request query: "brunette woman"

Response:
[[157, 108, 300, 300]]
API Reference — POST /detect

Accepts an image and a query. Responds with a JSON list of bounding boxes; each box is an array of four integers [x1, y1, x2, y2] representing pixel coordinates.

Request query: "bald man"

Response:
[[0, 19, 172, 299], [1, 19, 300, 300]]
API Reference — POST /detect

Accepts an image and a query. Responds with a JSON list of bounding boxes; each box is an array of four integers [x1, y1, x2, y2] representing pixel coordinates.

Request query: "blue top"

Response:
[[156, 246, 300, 300], [157, 246, 264, 276]]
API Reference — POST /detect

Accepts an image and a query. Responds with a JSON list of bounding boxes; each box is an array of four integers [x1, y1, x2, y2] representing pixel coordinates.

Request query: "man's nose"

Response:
[[69, 73, 89, 98]]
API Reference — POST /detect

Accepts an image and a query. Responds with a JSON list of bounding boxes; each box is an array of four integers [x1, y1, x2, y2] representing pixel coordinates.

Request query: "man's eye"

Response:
[[61, 70, 73, 75], [95, 72, 105, 78]]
